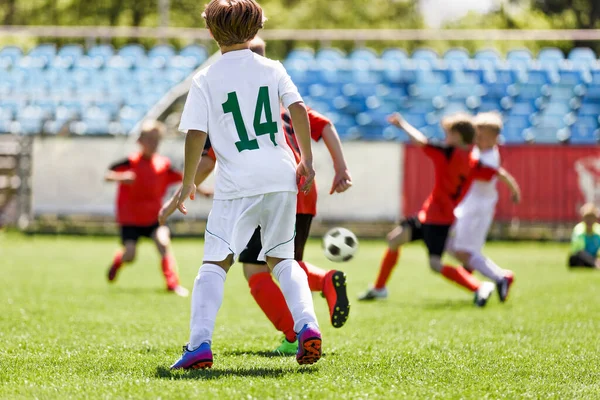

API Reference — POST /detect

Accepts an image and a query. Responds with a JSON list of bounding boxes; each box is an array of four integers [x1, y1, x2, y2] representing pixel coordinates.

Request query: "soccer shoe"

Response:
[[497, 271, 515, 303], [474, 281, 495, 307], [107, 263, 121, 283], [323, 270, 350, 328], [296, 323, 322, 365], [168, 285, 189, 297], [275, 338, 298, 356], [357, 287, 388, 301], [170, 343, 213, 370]]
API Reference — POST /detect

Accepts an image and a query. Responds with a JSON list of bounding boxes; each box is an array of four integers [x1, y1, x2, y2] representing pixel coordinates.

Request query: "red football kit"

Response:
[[109, 152, 182, 226]]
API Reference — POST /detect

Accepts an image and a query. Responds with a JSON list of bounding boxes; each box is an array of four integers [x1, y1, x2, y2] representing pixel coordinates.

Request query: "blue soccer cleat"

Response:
[[296, 323, 322, 365], [170, 342, 213, 370]]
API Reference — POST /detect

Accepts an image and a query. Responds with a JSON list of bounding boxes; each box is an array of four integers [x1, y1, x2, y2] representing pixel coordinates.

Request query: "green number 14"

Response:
[[222, 86, 278, 152]]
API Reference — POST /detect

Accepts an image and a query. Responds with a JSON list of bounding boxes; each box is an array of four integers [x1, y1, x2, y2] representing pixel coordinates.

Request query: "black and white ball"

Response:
[[323, 227, 359, 262]]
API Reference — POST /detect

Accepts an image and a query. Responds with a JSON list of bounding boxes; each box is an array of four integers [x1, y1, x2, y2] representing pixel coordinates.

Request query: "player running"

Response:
[[359, 112, 493, 303], [104, 120, 188, 297], [445, 112, 521, 306], [170, 0, 321, 369], [160, 36, 352, 356]]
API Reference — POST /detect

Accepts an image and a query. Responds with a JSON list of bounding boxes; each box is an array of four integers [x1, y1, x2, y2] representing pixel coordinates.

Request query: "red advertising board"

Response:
[[403, 145, 600, 223]]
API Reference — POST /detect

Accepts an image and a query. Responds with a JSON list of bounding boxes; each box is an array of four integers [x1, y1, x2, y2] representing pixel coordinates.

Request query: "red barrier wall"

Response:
[[403, 145, 600, 223]]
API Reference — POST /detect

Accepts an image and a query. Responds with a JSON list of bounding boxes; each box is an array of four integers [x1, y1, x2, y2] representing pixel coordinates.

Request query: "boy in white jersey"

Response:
[[447, 112, 521, 305], [170, 0, 321, 369]]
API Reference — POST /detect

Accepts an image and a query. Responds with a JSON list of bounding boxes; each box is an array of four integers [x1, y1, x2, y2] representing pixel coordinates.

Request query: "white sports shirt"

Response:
[[179, 49, 301, 200], [454, 146, 501, 217]]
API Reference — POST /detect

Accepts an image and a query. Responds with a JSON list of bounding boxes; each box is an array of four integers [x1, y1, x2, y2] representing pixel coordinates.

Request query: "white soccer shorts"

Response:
[[203, 191, 297, 262], [450, 210, 495, 254]]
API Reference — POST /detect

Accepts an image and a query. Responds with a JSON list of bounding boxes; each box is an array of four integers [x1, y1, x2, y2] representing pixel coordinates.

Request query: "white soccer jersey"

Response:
[[454, 146, 501, 218], [179, 49, 301, 200]]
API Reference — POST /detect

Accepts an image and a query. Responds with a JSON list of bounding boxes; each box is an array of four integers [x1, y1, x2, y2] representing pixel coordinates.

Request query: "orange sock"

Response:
[[161, 254, 180, 290], [374, 249, 400, 289], [112, 251, 124, 269], [440, 265, 480, 292], [248, 272, 296, 342], [297, 261, 327, 292]]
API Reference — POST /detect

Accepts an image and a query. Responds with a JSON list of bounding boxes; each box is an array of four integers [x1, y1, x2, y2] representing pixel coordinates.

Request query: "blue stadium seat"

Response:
[[412, 48, 439, 67], [286, 48, 314, 62], [381, 60, 418, 85], [316, 48, 346, 63], [577, 101, 600, 116], [583, 83, 600, 100], [149, 44, 176, 60], [0, 118, 13, 134], [444, 48, 470, 68], [381, 48, 408, 62], [118, 44, 146, 63], [538, 47, 564, 70], [568, 124, 599, 144], [15, 106, 46, 135], [568, 47, 596, 68], [29, 43, 57, 63], [543, 101, 571, 115], [0, 46, 23, 67], [474, 49, 502, 69], [350, 48, 378, 62], [57, 44, 83, 61], [88, 44, 114, 63], [507, 49, 533, 70], [179, 44, 208, 66]]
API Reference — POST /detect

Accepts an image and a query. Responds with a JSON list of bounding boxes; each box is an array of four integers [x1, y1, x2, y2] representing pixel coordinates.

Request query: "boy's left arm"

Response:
[[308, 109, 352, 194], [497, 167, 521, 204]]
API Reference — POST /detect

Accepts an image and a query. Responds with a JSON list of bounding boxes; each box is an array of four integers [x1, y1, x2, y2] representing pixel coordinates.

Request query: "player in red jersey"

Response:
[[105, 121, 188, 297], [160, 36, 352, 354], [359, 112, 492, 303]]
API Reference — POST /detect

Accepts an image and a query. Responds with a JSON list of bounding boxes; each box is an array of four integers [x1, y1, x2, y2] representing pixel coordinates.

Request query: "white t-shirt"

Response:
[[179, 49, 301, 200], [454, 146, 501, 217]]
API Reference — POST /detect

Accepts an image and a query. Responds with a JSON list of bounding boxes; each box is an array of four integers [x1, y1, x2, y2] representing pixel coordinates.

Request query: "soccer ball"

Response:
[[323, 227, 359, 262]]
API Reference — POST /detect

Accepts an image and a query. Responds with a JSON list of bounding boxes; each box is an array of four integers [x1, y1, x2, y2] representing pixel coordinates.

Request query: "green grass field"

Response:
[[1, 232, 600, 399]]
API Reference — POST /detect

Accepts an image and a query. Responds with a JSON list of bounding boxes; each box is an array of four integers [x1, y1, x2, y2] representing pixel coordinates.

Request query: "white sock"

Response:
[[272, 259, 319, 332], [469, 253, 505, 283], [188, 264, 227, 350]]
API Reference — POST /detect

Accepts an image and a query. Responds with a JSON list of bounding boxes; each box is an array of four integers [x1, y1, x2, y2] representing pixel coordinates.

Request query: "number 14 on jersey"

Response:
[[222, 86, 278, 152]]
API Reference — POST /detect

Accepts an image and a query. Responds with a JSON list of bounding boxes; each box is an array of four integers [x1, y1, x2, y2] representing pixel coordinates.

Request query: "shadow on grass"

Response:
[[419, 299, 475, 310], [109, 287, 173, 296], [156, 365, 318, 380], [222, 350, 329, 359]]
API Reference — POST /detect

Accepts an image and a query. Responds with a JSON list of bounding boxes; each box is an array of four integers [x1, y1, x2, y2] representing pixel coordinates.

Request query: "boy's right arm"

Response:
[[176, 129, 207, 215], [388, 113, 428, 147], [498, 167, 521, 204], [288, 102, 315, 193], [105, 159, 135, 184]]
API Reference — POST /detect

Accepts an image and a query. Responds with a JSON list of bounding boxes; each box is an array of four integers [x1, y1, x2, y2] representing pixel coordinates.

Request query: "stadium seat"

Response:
[[568, 125, 599, 144], [381, 48, 408, 62], [316, 48, 346, 63], [350, 48, 378, 62], [118, 44, 146, 63], [507, 49, 533, 70], [149, 44, 176, 60], [179, 44, 208, 66], [443, 48, 470, 68], [29, 43, 57, 63], [286, 48, 314, 62], [412, 48, 439, 67], [0, 46, 23, 67], [474, 49, 502, 69], [568, 47, 597, 68], [538, 47, 564, 70], [57, 44, 84, 61]]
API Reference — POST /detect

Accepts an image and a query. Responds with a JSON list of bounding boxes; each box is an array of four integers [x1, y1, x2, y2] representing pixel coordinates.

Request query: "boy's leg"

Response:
[[358, 217, 416, 301], [151, 225, 187, 296], [260, 192, 321, 365], [107, 226, 138, 282]]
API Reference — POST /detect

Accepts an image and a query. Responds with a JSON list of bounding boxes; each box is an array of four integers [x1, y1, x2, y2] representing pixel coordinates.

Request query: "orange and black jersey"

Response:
[[418, 143, 471, 225]]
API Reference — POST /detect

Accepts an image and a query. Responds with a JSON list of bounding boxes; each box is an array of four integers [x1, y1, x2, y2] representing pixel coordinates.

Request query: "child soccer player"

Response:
[[105, 120, 188, 297], [170, 0, 321, 369], [359, 112, 492, 303], [445, 112, 520, 305], [161, 36, 352, 356], [568, 203, 600, 269]]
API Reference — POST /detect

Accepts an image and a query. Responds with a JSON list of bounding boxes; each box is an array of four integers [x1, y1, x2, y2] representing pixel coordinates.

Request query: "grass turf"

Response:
[[1, 232, 599, 399]]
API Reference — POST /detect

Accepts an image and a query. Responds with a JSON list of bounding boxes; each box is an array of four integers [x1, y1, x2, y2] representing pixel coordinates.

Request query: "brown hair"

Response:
[[249, 36, 266, 56], [202, 0, 265, 47], [474, 112, 503, 136], [441, 113, 475, 145]]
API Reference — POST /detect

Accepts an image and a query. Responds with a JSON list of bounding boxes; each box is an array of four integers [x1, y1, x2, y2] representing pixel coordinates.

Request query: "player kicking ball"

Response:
[[359, 113, 493, 303], [105, 120, 188, 297], [446, 112, 520, 306], [170, 0, 321, 369], [160, 36, 352, 356]]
